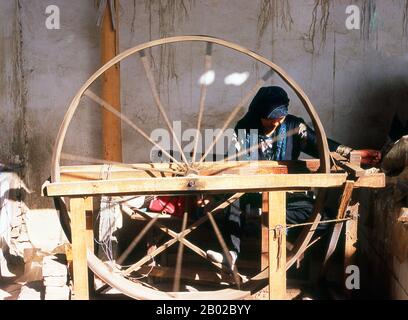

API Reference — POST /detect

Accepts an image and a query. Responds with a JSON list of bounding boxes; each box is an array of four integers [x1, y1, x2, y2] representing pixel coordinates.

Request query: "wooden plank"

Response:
[[46, 172, 385, 197], [60, 161, 288, 181], [101, 0, 122, 163], [277, 159, 321, 173], [331, 152, 365, 178], [355, 174, 385, 188], [45, 173, 352, 197], [84, 196, 93, 211], [59, 160, 321, 178], [268, 192, 286, 300], [349, 151, 362, 165], [70, 197, 89, 300], [338, 162, 366, 178]]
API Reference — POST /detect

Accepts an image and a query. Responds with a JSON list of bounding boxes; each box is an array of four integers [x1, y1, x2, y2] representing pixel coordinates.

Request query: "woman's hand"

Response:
[[355, 149, 382, 166]]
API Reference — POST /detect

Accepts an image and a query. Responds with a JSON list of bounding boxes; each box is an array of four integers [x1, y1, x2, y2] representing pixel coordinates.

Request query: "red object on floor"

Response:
[[148, 196, 185, 217]]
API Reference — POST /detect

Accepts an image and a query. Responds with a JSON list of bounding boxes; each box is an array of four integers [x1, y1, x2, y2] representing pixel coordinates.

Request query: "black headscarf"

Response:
[[235, 86, 290, 132]]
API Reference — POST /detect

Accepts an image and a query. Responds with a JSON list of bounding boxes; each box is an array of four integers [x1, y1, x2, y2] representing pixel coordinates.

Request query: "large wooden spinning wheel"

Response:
[[43, 36, 375, 300]]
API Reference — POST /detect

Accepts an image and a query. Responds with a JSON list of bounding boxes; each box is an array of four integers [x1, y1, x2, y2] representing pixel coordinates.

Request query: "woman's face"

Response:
[[261, 117, 285, 131]]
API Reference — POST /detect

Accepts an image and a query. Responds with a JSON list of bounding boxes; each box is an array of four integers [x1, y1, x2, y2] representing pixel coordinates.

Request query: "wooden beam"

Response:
[[45, 172, 385, 197], [70, 197, 89, 300], [268, 192, 286, 300], [45, 173, 345, 197], [85, 197, 95, 295], [101, 0, 122, 162], [355, 174, 385, 188], [84, 196, 94, 253], [331, 152, 365, 178], [60, 161, 289, 181]]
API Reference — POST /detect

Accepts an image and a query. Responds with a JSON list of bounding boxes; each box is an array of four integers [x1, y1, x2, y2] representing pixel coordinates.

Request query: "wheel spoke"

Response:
[[175, 193, 244, 244], [124, 217, 226, 279], [116, 216, 159, 265], [60, 152, 184, 175], [139, 50, 191, 169], [123, 193, 244, 276], [123, 237, 179, 276], [206, 211, 242, 289], [135, 208, 226, 273], [192, 42, 213, 164], [173, 210, 188, 292], [84, 89, 185, 170], [133, 209, 208, 261], [198, 70, 274, 164]]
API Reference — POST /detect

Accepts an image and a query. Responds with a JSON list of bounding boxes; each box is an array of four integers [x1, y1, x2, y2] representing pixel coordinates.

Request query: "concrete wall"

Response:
[[0, 1, 27, 172], [0, 0, 100, 208], [1, 0, 407, 209]]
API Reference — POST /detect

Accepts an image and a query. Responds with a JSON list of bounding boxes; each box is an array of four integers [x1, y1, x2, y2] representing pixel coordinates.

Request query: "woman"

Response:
[[206, 86, 381, 268]]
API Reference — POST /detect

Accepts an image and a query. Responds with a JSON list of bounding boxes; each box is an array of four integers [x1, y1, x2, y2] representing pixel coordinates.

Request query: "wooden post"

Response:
[[261, 192, 269, 270], [320, 181, 355, 281], [84, 197, 94, 253], [85, 197, 95, 295], [101, 0, 122, 162], [268, 191, 286, 300], [70, 197, 89, 300], [344, 203, 359, 298]]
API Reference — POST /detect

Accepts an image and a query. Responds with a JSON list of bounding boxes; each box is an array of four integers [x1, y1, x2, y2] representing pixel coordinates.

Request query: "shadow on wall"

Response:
[[350, 77, 408, 150]]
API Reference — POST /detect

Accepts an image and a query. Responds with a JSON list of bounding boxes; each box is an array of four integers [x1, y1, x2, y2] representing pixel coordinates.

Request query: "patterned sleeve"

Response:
[[298, 120, 353, 158], [229, 130, 249, 161]]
